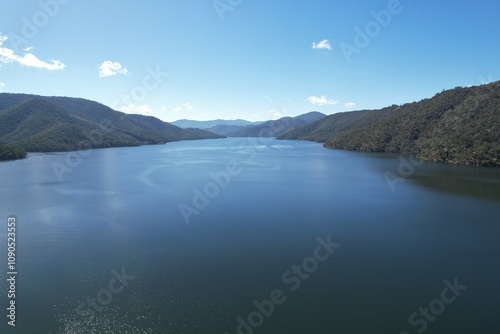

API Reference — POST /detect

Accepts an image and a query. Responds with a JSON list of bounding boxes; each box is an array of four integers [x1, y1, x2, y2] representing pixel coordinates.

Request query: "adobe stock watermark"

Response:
[[383, 73, 496, 192], [399, 277, 467, 334], [461, 74, 496, 112], [110, 65, 169, 111], [340, 0, 410, 63], [178, 160, 243, 224], [177, 136, 260, 225], [52, 65, 168, 182], [385, 155, 423, 192], [178, 111, 291, 225], [75, 267, 135, 320], [224, 235, 340, 334], [6, 0, 72, 53], [213, 0, 243, 21], [51, 119, 115, 182]]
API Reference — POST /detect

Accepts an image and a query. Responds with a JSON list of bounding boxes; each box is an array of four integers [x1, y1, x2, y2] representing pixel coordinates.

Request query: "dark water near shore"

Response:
[[0, 138, 499, 333]]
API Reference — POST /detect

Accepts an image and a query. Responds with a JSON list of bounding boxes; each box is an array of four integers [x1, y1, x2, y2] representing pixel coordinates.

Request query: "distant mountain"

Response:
[[183, 127, 225, 139], [279, 82, 500, 166], [171, 119, 260, 129], [227, 112, 326, 137], [279, 107, 398, 142], [125, 114, 221, 140], [0, 93, 223, 154], [203, 124, 249, 136]]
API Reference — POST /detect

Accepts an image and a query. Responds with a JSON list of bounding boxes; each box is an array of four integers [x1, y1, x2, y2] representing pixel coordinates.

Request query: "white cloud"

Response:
[[345, 102, 356, 109], [0, 33, 65, 70], [307, 95, 338, 107], [0, 82, 5, 91], [120, 104, 152, 115], [312, 39, 332, 51], [268, 109, 283, 120], [98, 60, 128, 77], [174, 102, 194, 112]]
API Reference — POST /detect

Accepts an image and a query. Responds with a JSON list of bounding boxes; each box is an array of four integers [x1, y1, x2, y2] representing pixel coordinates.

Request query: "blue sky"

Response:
[[0, 0, 499, 122]]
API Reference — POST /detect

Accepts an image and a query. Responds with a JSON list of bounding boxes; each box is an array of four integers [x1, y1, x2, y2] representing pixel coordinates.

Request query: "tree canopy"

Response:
[[279, 82, 500, 166]]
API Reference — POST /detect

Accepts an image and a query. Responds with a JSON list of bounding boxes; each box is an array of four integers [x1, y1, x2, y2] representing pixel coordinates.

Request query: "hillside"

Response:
[[279, 82, 500, 166], [279, 107, 399, 142], [227, 112, 326, 137], [171, 119, 260, 129], [204, 124, 243, 136], [0, 144, 27, 161], [125, 114, 222, 140], [0, 93, 223, 155]]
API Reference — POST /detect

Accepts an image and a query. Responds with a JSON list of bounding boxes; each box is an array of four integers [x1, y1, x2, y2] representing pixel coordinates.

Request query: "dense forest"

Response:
[[225, 112, 326, 137], [0, 93, 223, 155], [279, 81, 500, 166], [0, 144, 27, 161]]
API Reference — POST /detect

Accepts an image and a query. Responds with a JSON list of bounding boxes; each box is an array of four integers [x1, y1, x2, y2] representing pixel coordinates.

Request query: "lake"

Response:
[[0, 137, 499, 334]]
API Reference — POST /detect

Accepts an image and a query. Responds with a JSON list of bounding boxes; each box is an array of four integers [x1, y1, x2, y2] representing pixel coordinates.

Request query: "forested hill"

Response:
[[0, 93, 223, 157], [279, 81, 500, 166], [0, 144, 27, 161], [226, 112, 326, 137]]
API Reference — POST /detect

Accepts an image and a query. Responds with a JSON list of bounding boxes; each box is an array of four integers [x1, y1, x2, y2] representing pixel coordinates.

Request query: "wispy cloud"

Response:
[[120, 104, 152, 115], [345, 102, 356, 109], [98, 60, 128, 77], [312, 39, 332, 51], [174, 102, 194, 112], [307, 95, 338, 107], [268, 108, 283, 120], [0, 34, 65, 70], [0, 82, 5, 91]]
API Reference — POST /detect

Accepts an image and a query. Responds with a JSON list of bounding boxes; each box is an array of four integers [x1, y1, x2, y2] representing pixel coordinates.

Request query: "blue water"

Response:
[[0, 138, 499, 333]]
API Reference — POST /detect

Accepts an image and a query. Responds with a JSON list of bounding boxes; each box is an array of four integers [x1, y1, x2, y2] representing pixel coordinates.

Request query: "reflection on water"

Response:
[[0, 139, 499, 334], [409, 162, 500, 202], [366, 152, 500, 202]]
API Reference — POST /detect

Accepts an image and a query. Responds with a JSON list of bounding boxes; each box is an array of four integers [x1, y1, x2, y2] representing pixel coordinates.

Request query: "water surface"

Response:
[[0, 138, 499, 333]]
